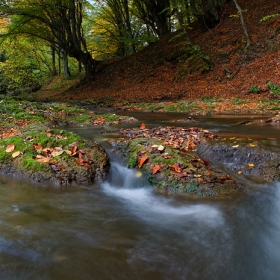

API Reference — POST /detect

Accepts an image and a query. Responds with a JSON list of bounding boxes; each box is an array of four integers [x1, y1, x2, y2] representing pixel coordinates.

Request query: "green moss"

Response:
[[75, 114, 92, 123], [128, 154, 137, 168], [22, 158, 49, 172], [186, 182, 199, 193]]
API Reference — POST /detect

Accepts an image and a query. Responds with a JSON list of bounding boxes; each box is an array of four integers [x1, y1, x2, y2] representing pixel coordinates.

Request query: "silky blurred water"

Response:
[[0, 113, 280, 279]]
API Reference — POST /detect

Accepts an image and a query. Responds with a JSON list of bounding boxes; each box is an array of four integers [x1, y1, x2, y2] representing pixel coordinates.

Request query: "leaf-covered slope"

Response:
[[43, 0, 280, 104]]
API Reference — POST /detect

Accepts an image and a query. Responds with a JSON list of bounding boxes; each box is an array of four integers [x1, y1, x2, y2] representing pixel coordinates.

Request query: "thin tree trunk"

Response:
[[51, 45, 57, 76], [233, 0, 251, 50]]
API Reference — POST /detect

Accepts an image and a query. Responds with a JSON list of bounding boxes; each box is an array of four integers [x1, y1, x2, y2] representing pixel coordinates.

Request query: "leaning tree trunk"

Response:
[[232, 0, 252, 50]]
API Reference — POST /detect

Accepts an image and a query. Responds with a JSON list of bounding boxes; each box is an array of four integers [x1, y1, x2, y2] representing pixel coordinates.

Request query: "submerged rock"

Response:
[[198, 138, 280, 183]]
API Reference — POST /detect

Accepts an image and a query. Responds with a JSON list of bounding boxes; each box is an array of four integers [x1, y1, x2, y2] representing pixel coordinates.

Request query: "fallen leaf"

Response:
[[176, 172, 188, 178], [232, 144, 239, 148], [157, 145, 165, 151], [169, 163, 181, 173], [197, 177, 204, 183], [138, 156, 149, 168], [238, 171, 243, 174], [36, 155, 51, 163], [249, 143, 256, 147], [140, 123, 146, 129], [12, 151, 20, 158], [32, 143, 43, 151], [51, 150, 64, 157], [6, 144, 15, 153], [248, 163, 254, 167], [64, 150, 72, 155], [46, 132, 52, 137], [152, 165, 161, 174]]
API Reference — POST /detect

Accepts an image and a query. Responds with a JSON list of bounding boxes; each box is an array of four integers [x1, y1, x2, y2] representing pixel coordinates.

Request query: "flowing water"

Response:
[[1, 112, 280, 279]]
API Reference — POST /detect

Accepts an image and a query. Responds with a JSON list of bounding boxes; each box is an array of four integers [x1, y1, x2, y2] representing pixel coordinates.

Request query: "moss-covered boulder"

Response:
[[113, 126, 243, 199], [0, 122, 109, 186]]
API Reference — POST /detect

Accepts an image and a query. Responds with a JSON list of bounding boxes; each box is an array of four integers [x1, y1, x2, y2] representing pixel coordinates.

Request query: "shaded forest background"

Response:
[[0, 0, 279, 103]]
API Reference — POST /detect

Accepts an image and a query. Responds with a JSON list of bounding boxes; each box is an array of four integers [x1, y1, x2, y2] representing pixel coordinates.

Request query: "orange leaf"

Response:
[[32, 143, 43, 151], [140, 123, 146, 129], [71, 145, 78, 156], [169, 163, 181, 173], [6, 144, 15, 153], [36, 155, 51, 163], [138, 156, 149, 168], [46, 132, 52, 137], [152, 165, 161, 175], [197, 177, 204, 183]]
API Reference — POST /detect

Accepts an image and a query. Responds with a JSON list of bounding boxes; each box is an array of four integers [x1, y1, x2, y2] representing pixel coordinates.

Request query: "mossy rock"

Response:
[[0, 123, 109, 186], [114, 137, 242, 199]]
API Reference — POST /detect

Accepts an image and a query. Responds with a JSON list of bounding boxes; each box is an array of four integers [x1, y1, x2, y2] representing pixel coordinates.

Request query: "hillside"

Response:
[[38, 0, 280, 104]]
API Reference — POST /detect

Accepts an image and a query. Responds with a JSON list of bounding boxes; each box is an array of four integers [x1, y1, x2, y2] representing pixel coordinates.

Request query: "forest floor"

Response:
[[37, 0, 280, 114]]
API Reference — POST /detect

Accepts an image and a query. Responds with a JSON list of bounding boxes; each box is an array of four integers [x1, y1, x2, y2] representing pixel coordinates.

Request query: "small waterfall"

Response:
[[102, 147, 224, 226]]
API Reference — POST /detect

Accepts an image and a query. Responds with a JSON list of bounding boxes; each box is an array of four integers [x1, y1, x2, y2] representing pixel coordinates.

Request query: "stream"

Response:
[[1, 112, 280, 279]]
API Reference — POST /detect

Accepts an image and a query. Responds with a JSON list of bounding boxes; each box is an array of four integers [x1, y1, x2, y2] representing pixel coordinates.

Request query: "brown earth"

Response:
[[38, 0, 280, 107]]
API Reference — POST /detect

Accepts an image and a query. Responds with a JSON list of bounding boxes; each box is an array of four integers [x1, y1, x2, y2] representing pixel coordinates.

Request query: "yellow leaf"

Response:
[[238, 171, 243, 175], [249, 143, 256, 147], [248, 163, 254, 167], [51, 150, 64, 157], [157, 145, 165, 151], [230, 137, 236, 140], [232, 144, 239, 148], [12, 151, 20, 158]]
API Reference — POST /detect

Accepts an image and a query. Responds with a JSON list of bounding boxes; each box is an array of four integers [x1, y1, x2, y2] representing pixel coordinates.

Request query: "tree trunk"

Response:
[[51, 45, 57, 76], [61, 49, 70, 79], [233, 0, 252, 50]]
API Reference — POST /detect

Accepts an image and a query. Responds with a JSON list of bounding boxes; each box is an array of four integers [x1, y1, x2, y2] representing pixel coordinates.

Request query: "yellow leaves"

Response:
[[151, 144, 165, 151]]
